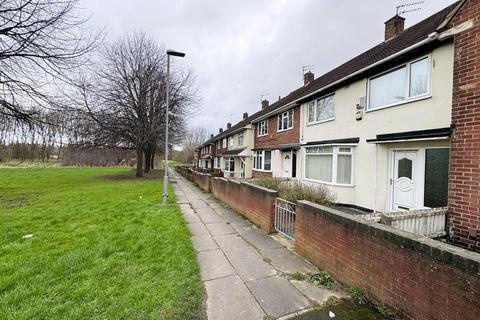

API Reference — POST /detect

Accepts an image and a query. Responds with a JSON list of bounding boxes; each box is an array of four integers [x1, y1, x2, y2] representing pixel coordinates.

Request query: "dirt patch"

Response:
[[99, 169, 164, 181], [0, 194, 34, 209]]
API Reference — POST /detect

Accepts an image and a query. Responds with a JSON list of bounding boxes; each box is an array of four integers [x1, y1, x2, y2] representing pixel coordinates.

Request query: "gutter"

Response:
[[252, 33, 439, 123]]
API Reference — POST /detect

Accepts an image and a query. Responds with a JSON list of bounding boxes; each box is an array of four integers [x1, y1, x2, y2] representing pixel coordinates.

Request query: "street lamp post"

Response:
[[163, 49, 185, 205]]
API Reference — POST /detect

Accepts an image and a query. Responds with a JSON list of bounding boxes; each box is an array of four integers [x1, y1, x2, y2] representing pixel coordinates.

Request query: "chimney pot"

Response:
[[227, 122, 232, 129], [304, 71, 315, 85], [243, 112, 248, 120], [210, 134, 214, 139], [384, 15, 405, 40], [219, 128, 223, 133], [261, 99, 269, 110]]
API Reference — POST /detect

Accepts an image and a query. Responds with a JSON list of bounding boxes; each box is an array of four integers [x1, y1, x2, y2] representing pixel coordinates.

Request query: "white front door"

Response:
[[283, 153, 292, 178], [392, 151, 417, 211]]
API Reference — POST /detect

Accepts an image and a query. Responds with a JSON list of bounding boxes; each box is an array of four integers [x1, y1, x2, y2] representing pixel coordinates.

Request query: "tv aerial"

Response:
[[396, 1, 425, 16]]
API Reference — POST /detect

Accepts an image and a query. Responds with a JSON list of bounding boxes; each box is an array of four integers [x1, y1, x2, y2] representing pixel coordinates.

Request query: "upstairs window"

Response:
[[278, 110, 293, 131], [368, 56, 430, 110], [308, 94, 335, 124], [238, 132, 244, 146], [222, 139, 227, 148], [228, 136, 234, 147], [258, 120, 268, 136], [253, 150, 272, 171]]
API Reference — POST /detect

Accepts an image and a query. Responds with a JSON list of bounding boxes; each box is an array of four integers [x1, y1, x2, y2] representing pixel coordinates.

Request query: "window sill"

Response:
[[304, 178, 354, 188], [253, 169, 272, 173], [366, 94, 432, 113], [277, 127, 294, 133], [257, 134, 268, 137], [307, 118, 335, 126]]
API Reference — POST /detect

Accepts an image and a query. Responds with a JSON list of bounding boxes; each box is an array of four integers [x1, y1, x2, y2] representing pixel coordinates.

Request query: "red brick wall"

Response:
[[191, 171, 211, 192], [210, 178, 278, 232], [296, 201, 480, 320], [255, 106, 300, 148], [448, 0, 480, 250], [252, 171, 273, 178]]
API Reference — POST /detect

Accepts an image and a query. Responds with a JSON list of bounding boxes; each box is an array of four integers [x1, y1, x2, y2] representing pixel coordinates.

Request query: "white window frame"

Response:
[[307, 93, 335, 125], [222, 138, 227, 148], [214, 156, 221, 169], [257, 120, 268, 137], [253, 150, 272, 172], [224, 157, 235, 172], [303, 145, 354, 187], [277, 110, 294, 132], [238, 132, 244, 146], [367, 55, 432, 111], [228, 136, 234, 147]]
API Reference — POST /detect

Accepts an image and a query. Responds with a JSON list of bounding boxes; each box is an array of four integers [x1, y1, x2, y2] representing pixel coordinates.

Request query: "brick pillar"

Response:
[[448, 0, 480, 251]]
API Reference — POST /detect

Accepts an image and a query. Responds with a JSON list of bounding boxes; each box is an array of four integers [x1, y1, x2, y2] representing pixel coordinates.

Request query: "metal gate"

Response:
[[274, 198, 296, 240]]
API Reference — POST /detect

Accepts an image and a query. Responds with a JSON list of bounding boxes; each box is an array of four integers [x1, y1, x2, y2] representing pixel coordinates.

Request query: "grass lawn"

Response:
[[0, 167, 203, 319]]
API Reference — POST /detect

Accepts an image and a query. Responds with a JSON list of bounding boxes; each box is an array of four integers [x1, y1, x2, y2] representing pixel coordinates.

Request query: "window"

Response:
[[253, 150, 272, 171], [277, 110, 293, 131], [238, 132, 244, 146], [217, 141, 220, 150], [424, 148, 449, 208], [258, 120, 268, 136], [214, 157, 221, 169], [305, 146, 353, 185], [228, 136, 234, 147], [308, 94, 335, 124], [224, 157, 235, 172], [368, 56, 430, 110], [222, 139, 226, 148]]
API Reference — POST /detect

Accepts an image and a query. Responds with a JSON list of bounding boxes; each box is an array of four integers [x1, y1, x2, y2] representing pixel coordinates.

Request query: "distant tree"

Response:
[[79, 31, 197, 177], [176, 127, 209, 164], [0, 0, 102, 123]]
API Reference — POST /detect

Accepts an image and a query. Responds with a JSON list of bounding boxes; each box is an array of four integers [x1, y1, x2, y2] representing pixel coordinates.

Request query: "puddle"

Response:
[[289, 299, 390, 320]]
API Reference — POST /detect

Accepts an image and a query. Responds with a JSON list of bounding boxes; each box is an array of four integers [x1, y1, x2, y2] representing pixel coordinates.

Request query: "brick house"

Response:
[[197, 134, 216, 171], [195, 0, 479, 250]]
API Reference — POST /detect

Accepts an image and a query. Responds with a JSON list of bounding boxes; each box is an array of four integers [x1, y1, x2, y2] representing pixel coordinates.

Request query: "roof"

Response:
[[250, 1, 460, 123], [197, 1, 461, 148]]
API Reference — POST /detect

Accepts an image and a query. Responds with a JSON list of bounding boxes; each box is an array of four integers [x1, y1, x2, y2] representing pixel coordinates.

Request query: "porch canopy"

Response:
[[219, 148, 248, 157], [366, 127, 452, 144]]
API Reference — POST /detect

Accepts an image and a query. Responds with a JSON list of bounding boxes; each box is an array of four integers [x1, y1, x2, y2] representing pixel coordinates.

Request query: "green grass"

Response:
[[0, 167, 203, 319]]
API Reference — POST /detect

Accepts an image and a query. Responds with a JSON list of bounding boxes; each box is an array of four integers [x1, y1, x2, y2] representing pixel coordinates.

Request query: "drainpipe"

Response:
[[373, 144, 378, 213]]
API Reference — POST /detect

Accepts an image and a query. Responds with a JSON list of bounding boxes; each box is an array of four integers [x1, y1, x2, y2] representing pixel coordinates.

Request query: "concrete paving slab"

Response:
[[246, 276, 311, 318], [198, 250, 236, 281], [214, 234, 252, 253], [192, 234, 219, 252], [183, 212, 201, 223], [188, 222, 209, 235], [205, 222, 235, 236], [224, 248, 276, 281], [197, 212, 224, 224], [241, 229, 284, 252], [290, 280, 346, 306], [205, 275, 265, 320], [262, 248, 318, 274]]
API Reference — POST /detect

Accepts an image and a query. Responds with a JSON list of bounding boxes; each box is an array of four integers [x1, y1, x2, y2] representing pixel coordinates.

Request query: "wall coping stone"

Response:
[[297, 200, 480, 276], [242, 181, 279, 196]]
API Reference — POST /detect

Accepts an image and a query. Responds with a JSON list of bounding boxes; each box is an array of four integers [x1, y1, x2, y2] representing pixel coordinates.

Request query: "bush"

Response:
[[254, 178, 335, 205]]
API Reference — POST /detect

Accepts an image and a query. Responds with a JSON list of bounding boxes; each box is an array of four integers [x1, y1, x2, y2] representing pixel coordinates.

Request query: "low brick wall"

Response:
[[191, 171, 212, 192], [252, 170, 273, 178], [296, 201, 480, 320], [175, 166, 192, 181], [211, 177, 278, 232]]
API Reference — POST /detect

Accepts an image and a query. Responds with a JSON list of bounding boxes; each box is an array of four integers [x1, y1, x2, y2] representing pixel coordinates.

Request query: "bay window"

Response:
[[278, 110, 293, 131], [258, 120, 268, 136], [368, 56, 430, 110], [305, 146, 353, 185], [253, 150, 272, 171], [308, 94, 335, 124]]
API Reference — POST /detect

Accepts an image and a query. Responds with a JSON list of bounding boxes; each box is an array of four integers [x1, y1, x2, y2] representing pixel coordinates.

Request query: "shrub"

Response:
[[376, 304, 396, 319], [350, 286, 368, 305], [308, 271, 336, 289], [253, 178, 335, 205]]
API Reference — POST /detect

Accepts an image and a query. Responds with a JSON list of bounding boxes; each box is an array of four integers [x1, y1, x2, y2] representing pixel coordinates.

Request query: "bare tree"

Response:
[[79, 31, 197, 177], [0, 0, 102, 123], [175, 126, 208, 164]]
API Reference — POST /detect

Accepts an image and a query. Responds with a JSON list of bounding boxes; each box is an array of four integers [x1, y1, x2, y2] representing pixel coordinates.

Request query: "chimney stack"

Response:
[[261, 99, 269, 110], [219, 128, 223, 133], [304, 71, 315, 85], [227, 122, 232, 129], [384, 15, 405, 40], [210, 134, 214, 139], [243, 112, 248, 120]]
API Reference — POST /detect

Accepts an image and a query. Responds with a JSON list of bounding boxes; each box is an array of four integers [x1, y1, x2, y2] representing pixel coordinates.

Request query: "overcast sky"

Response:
[[82, 0, 457, 135]]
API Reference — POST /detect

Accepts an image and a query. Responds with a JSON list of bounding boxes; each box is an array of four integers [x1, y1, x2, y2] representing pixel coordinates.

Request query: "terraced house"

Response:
[[196, 0, 480, 250]]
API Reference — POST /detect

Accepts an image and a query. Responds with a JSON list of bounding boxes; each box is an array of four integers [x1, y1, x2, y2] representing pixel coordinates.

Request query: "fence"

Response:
[[381, 207, 447, 238], [274, 198, 296, 240]]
